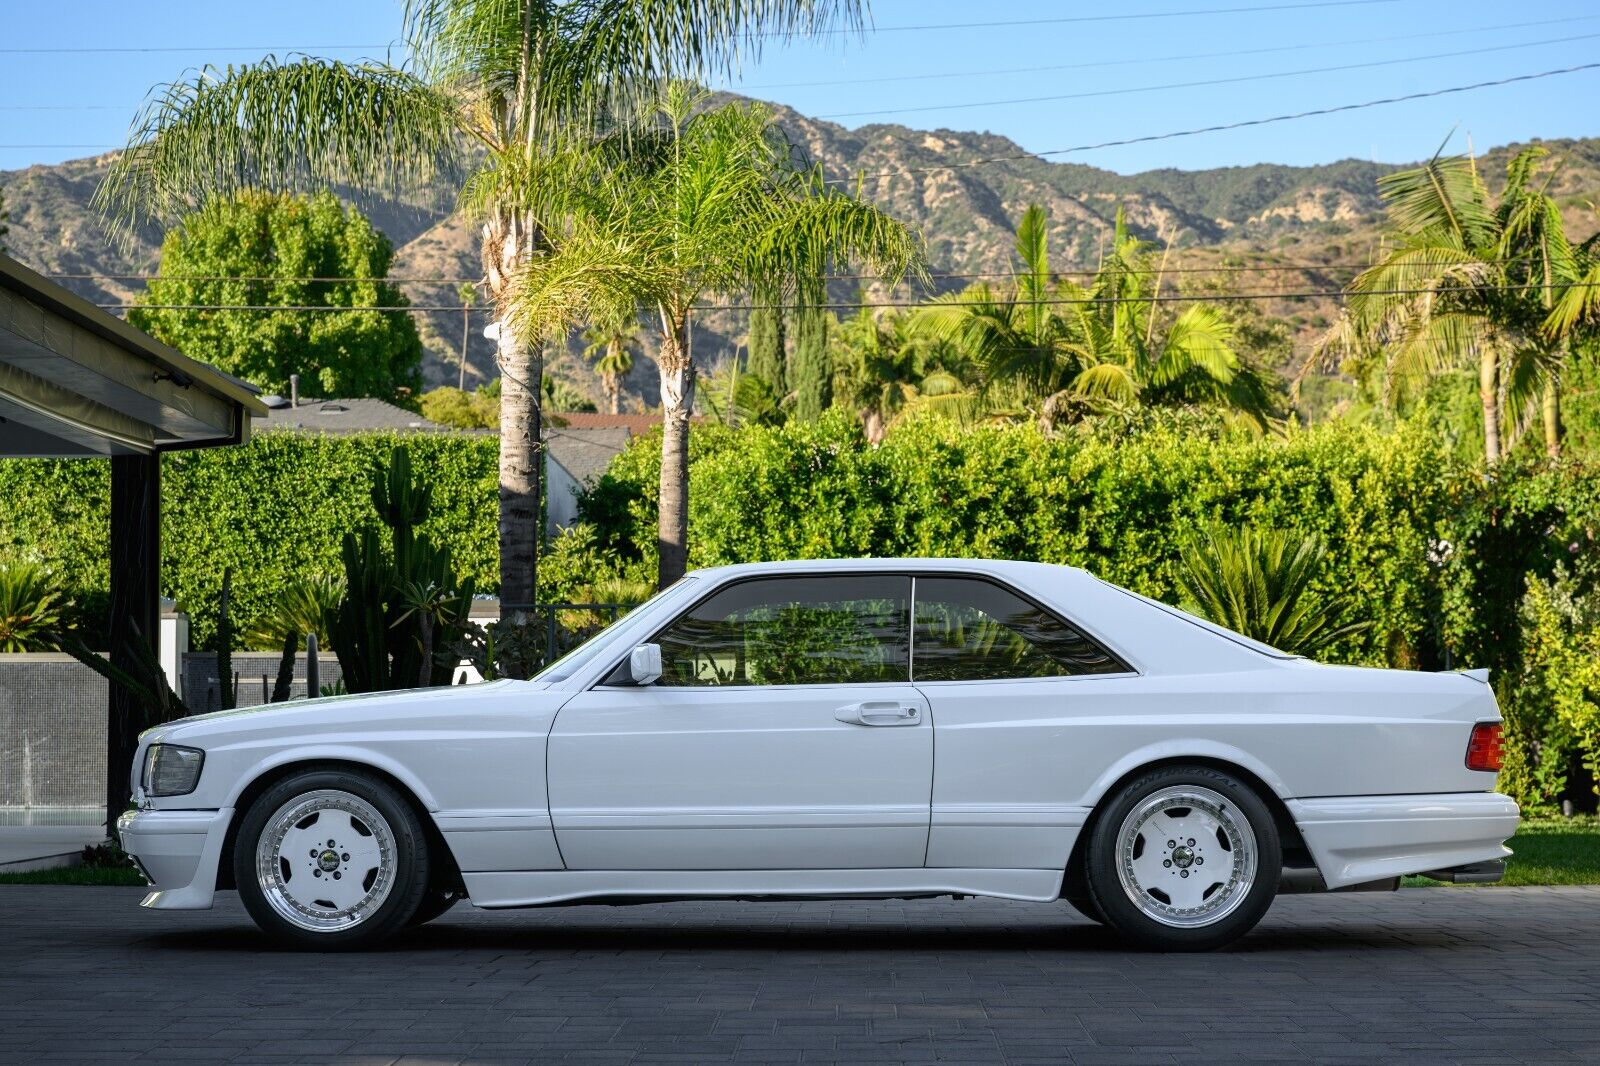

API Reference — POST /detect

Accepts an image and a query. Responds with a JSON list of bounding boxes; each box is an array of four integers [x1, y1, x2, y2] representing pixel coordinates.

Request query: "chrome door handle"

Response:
[[835, 701, 921, 726]]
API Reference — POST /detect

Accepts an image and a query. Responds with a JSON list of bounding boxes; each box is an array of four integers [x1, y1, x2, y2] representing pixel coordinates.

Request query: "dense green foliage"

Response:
[[0, 433, 499, 649], [746, 306, 787, 397], [791, 306, 833, 422], [128, 191, 424, 400]]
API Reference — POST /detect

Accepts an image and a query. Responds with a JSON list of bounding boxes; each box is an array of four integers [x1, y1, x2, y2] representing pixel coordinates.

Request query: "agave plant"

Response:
[[243, 574, 344, 651], [0, 562, 70, 653], [1174, 524, 1369, 659]]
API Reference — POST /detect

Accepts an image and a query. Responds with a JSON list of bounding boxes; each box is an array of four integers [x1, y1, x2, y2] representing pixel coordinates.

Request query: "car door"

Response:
[[910, 574, 1137, 872], [547, 573, 933, 871]]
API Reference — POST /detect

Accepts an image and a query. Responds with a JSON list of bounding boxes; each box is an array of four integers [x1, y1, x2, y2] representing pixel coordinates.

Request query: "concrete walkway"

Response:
[[1, 884, 1596, 1064]]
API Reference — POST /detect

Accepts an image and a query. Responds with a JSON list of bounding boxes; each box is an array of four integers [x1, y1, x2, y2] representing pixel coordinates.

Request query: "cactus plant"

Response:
[[330, 447, 476, 692], [217, 567, 236, 710]]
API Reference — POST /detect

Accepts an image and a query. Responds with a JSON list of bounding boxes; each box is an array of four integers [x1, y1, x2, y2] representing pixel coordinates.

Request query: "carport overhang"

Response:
[[0, 254, 266, 835]]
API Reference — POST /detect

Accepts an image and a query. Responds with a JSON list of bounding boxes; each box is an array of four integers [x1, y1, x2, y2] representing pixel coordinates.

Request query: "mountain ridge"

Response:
[[4, 103, 1597, 407]]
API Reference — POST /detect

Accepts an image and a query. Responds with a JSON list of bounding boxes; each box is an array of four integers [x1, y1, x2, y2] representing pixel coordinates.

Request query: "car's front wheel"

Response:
[[1083, 764, 1280, 951], [233, 769, 430, 950]]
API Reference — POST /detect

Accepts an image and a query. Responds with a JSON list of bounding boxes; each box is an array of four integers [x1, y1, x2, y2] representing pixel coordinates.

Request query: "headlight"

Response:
[[142, 744, 205, 797]]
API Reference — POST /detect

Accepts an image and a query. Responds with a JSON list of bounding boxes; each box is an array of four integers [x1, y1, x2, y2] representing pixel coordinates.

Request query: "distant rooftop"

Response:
[[547, 411, 683, 434], [257, 396, 451, 434]]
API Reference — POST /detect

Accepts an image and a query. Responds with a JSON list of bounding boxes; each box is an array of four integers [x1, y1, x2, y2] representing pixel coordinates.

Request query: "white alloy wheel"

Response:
[[254, 789, 397, 933], [1113, 784, 1258, 928]]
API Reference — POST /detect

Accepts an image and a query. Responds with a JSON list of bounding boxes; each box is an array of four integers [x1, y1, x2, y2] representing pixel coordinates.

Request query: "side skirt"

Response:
[[462, 868, 1066, 909]]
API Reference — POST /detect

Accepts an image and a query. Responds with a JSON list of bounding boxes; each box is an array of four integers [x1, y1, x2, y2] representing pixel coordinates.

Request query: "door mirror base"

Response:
[[618, 643, 662, 686]]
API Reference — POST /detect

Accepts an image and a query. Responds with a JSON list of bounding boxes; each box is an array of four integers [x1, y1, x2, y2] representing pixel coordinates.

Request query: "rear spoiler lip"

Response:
[[1457, 667, 1491, 684]]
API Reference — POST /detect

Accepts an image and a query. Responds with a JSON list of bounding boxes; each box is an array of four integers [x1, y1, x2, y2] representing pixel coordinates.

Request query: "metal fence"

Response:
[[496, 602, 633, 665]]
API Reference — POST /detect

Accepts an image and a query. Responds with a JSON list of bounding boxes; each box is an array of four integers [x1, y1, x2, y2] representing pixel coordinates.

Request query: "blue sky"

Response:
[[3, 0, 1598, 175]]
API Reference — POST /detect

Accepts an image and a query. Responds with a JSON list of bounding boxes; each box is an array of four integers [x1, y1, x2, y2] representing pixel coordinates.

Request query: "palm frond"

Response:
[[96, 57, 459, 236]]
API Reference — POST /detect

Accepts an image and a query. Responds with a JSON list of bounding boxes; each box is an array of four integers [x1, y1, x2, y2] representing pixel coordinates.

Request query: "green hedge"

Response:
[[0, 432, 499, 648]]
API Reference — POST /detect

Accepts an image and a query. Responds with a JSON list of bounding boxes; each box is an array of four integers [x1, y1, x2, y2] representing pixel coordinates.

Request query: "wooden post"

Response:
[[107, 452, 161, 840]]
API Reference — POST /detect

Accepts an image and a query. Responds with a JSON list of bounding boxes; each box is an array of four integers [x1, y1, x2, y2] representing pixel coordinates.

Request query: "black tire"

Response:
[[407, 889, 461, 928], [1083, 764, 1280, 952], [232, 769, 431, 950]]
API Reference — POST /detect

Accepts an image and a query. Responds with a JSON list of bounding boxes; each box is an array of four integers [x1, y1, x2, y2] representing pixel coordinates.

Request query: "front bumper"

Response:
[[1288, 792, 1519, 889], [116, 807, 234, 910]]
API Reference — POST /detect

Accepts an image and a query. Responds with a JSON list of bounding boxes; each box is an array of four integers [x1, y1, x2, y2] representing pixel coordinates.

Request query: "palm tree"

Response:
[[919, 205, 1270, 429], [94, 0, 867, 620], [581, 312, 638, 415], [1326, 145, 1574, 462], [508, 87, 922, 586], [834, 304, 936, 442]]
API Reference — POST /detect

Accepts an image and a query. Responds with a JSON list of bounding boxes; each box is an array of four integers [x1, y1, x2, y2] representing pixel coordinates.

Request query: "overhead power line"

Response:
[[830, 62, 1600, 183], [728, 14, 1600, 89], [818, 32, 1600, 120], [97, 279, 1600, 315], [0, 42, 392, 55], [775, 0, 1403, 35], [50, 263, 1374, 287]]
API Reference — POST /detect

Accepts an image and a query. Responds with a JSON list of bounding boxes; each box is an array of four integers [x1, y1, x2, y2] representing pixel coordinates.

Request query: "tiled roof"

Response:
[[546, 412, 692, 434]]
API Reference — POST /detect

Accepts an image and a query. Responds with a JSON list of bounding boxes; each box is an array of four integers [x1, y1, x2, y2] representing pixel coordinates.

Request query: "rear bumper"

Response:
[[1288, 792, 1518, 889], [116, 807, 233, 910]]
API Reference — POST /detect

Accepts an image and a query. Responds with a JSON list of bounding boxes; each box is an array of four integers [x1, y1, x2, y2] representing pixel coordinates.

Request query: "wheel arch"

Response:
[[215, 757, 463, 895], [1064, 753, 1310, 888]]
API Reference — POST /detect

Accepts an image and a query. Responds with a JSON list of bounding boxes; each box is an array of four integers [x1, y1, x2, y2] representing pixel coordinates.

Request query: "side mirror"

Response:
[[622, 643, 662, 686]]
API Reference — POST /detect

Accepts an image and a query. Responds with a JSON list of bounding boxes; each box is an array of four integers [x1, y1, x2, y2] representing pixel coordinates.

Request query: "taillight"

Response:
[[1466, 722, 1504, 772]]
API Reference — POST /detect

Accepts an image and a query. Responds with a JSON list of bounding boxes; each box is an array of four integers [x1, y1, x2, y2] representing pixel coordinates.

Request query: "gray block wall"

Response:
[[0, 655, 108, 808]]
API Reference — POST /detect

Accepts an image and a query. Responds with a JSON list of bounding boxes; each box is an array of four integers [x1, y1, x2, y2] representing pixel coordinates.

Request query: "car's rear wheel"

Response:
[[1083, 765, 1280, 951], [233, 769, 430, 950]]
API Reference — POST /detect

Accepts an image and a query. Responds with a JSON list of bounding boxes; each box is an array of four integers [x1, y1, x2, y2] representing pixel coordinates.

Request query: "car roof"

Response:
[[686, 557, 1085, 581]]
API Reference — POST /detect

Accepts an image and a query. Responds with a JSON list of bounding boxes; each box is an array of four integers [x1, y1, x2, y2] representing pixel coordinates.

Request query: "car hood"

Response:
[[141, 679, 554, 745]]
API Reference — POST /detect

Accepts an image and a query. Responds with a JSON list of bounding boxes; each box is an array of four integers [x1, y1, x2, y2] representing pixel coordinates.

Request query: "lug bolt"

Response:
[[327, 839, 336, 847], [342, 853, 350, 861], [333, 871, 341, 879], [1167, 840, 1176, 848], [309, 849, 317, 857], [1197, 858, 1204, 865], [313, 870, 322, 877], [1180, 870, 1189, 878], [1163, 860, 1172, 868], [1187, 838, 1195, 846]]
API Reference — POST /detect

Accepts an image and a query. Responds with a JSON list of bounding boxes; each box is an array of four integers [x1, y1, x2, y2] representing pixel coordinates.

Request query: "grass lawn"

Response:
[[4, 817, 1596, 889], [1405, 815, 1600, 887], [0, 864, 146, 887]]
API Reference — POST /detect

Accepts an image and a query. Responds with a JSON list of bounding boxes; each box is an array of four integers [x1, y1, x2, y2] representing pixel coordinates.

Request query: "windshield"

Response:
[[1100, 580, 1300, 660], [533, 576, 698, 683]]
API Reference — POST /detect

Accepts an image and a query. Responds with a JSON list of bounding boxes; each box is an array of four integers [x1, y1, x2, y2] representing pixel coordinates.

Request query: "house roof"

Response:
[[257, 397, 454, 434], [545, 426, 630, 487], [0, 254, 266, 457], [546, 411, 679, 434]]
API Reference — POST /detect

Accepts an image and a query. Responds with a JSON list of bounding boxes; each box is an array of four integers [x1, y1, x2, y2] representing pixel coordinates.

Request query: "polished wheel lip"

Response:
[[254, 789, 397, 934], [1114, 784, 1257, 929]]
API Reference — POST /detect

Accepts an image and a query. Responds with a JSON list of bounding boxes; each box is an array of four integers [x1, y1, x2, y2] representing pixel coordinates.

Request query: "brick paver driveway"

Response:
[[1, 885, 1594, 1065]]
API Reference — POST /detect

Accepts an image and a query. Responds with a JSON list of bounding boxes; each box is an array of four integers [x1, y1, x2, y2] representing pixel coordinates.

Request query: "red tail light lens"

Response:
[[1466, 722, 1504, 772]]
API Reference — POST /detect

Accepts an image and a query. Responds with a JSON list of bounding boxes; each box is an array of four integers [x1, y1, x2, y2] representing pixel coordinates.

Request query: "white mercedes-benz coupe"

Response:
[[119, 559, 1517, 951]]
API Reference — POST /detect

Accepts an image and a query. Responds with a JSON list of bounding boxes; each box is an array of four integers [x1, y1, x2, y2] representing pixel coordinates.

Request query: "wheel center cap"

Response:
[[318, 850, 340, 872], [1171, 845, 1196, 868]]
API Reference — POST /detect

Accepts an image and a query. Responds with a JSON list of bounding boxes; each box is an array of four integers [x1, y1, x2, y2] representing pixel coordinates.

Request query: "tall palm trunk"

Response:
[[604, 371, 622, 415], [1477, 343, 1501, 466], [485, 210, 543, 625], [1541, 376, 1561, 458], [657, 306, 696, 588]]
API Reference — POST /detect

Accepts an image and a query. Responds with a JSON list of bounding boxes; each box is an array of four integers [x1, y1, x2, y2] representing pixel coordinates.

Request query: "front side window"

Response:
[[654, 575, 910, 686], [912, 576, 1128, 681]]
